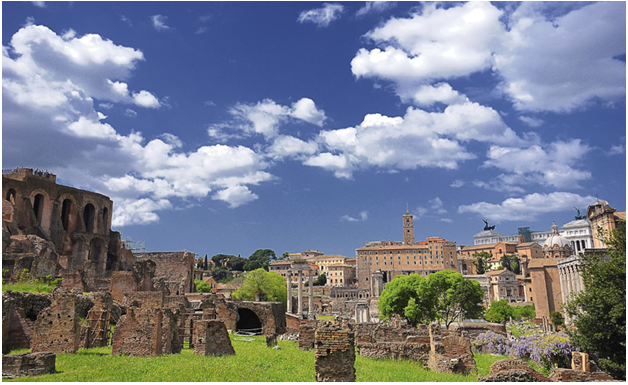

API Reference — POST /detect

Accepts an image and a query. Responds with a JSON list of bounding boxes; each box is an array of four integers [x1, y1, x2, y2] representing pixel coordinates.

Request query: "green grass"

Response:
[[6, 335, 490, 382], [2, 281, 57, 293]]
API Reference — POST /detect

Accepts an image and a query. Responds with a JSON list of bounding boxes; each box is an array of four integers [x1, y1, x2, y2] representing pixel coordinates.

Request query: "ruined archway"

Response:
[[5, 188, 16, 204], [61, 199, 73, 231], [33, 193, 44, 225], [236, 308, 262, 334], [83, 203, 95, 233]]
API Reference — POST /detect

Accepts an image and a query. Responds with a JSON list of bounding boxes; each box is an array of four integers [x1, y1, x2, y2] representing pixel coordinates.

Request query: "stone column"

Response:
[[286, 271, 293, 314], [297, 269, 303, 319], [308, 269, 314, 319], [559, 266, 567, 304]]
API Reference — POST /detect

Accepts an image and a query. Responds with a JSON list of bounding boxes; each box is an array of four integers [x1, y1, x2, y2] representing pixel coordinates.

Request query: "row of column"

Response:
[[286, 264, 314, 319], [559, 261, 583, 324]]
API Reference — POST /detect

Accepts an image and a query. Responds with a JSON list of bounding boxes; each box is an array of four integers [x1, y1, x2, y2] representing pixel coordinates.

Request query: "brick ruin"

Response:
[[479, 358, 551, 382], [314, 320, 356, 382], [2, 352, 56, 378], [427, 323, 477, 375], [31, 288, 81, 354], [193, 320, 235, 356], [548, 352, 618, 382]]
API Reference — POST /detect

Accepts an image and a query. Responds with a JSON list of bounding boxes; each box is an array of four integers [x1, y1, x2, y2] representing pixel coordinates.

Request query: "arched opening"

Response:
[[61, 199, 73, 231], [33, 194, 44, 225], [83, 204, 95, 233], [5, 189, 16, 204], [236, 308, 262, 334]]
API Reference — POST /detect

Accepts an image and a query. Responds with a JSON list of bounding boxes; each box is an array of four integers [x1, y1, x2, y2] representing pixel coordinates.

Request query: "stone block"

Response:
[[31, 289, 80, 354], [314, 321, 355, 382], [193, 320, 235, 356], [2, 352, 55, 378], [111, 307, 162, 357]]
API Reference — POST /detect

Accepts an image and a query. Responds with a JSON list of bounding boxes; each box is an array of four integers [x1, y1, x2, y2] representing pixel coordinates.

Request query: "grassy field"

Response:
[[6, 335, 511, 382]]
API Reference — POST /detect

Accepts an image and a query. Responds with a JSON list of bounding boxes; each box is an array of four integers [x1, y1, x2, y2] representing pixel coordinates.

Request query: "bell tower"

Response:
[[403, 206, 414, 245]]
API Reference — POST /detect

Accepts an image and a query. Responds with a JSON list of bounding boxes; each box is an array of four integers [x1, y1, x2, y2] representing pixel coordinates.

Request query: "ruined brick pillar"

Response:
[[193, 320, 235, 356], [111, 307, 163, 357], [266, 333, 277, 348], [31, 289, 80, 354], [571, 352, 590, 372], [314, 321, 356, 382]]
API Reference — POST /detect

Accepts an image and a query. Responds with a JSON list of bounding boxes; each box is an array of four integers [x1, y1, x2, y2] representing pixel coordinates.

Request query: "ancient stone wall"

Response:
[[427, 323, 477, 375], [135, 251, 195, 295], [2, 352, 56, 378], [286, 313, 301, 334], [193, 320, 235, 356], [111, 307, 163, 357], [449, 321, 507, 339], [2, 305, 34, 354], [314, 321, 356, 382], [549, 368, 617, 382], [298, 319, 318, 350], [122, 291, 164, 309], [31, 289, 80, 354], [480, 358, 551, 382]]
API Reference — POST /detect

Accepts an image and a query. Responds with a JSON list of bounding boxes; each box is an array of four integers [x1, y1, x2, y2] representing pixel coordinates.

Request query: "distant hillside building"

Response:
[[356, 209, 459, 293]]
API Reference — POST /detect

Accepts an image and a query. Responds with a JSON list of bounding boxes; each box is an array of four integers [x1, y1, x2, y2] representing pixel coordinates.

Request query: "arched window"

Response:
[[61, 199, 72, 231], [33, 194, 44, 225], [5, 189, 16, 204], [83, 203, 95, 233]]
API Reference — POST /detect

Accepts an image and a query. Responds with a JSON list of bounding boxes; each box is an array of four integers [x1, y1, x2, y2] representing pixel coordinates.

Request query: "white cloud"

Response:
[[352, 2, 625, 113], [415, 197, 447, 219], [266, 135, 319, 161], [458, 192, 596, 222], [411, 83, 468, 107], [352, 2, 504, 83], [609, 144, 625, 155], [297, 3, 344, 27], [3, 24, 275, 226], [32, 1, 45, 8], [356, 1, 396, 17], [151, 15, 171, 31], [495, 2, 626, 112], [305, 100, 526, 178], [223, 98, 326, 139], [341, 210, 369, 222], [483, 139, 592, 189], [518, 115, 544, 127]]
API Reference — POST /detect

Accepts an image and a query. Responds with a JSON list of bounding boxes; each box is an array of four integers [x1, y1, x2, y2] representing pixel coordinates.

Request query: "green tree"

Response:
[[279, 252, 290, 260], [485, 299, 515, 323], [564, 221, 626, 380], [472, 251, 492, 274], [378, 274, 437, 326], [247, 249, 276, 271], [313, 272, 326, 286], [211, 254, 235, 267], [427, 270, 485, 328], [227, 255, 248, 271], [550, 311, 564, 327], [231, 268, 286, 306], [512, 304, 536, 320], [195, 279, 212, 293], [210, 266, 230, 282], [500, 254, 521, 274]]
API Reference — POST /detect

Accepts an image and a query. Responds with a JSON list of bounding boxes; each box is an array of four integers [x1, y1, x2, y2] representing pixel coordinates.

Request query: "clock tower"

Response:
[[403, 207, 414, 245]]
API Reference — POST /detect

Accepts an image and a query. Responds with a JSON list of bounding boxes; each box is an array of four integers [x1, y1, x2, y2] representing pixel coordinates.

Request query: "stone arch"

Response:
[[29, 189, 52, 231], [60, 197, 77, 232], [236, 307, 262, 333], [83, 203, 96, 233], [5, 188, 16, 204]]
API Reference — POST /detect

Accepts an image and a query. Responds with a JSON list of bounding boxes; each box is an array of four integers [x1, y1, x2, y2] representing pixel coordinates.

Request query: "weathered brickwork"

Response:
[[2, 352, 56, 378], [314, 321, 356, 382], [549, 368, 618, 382], [354, 322, 431, 363], [298, 319, 319, 350], [31, 288, 80, 354], [2, 305, 34, 354], [135, 251, 195, 295], [122, 291, 164, 309], [480, 359, 551, 382], [111, 307, 163, 357], [427, 323, 477, 375], [193, 320, 235, 356]]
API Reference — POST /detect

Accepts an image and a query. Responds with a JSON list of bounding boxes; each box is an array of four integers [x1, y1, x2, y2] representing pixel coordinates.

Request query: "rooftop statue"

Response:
[[483, 219, 496, 231]]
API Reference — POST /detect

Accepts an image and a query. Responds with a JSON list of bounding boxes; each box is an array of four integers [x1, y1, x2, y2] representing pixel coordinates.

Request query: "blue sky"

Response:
[[2, 1, 626, 260]]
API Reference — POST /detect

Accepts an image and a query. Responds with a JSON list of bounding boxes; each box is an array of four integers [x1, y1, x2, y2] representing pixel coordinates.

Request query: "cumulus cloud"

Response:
[[483, 139, 592, 189], [495, 2, 626, 112], [297, 3, 344, 27], [458, 192, 596, 222], [352, 2, 625, 113], [266, 135, 319, 161], [2, 25, 274, 226], [518, 115, 544, 127], [356, 1, 396, 17], [415, 197, 447, 219], [411, 83, 468, 107], [304, 100, 526, 178], [217, 98, 327, 139], [151, 15, 172, 31]]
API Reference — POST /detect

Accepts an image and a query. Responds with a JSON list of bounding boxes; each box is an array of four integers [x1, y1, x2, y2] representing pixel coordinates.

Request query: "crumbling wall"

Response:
[[2, 305, 34, 354], [31, 288, 80, 354], [314, 321, 356, 382], [111, 307, 163, 357], [235, 300, 287, 335], [298, 319, 318, 350], [2, 352, 56, 378], [354, 321, 431, 363], [122, 291, 164, 309], [427, 323, 477, 375], [479, 358, 551, 382], [135, 251, 195, 295], [193, 320, 235, 356], [548, 368, 617, 382]]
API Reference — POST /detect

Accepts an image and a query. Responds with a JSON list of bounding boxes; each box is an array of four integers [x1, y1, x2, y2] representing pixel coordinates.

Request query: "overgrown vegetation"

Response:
[[231, 268, 286, 305], [2, 269, 62, 293], [484, 300, 535, 323], [564, 221, 626, 380], [5, 336, 495, 382]]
